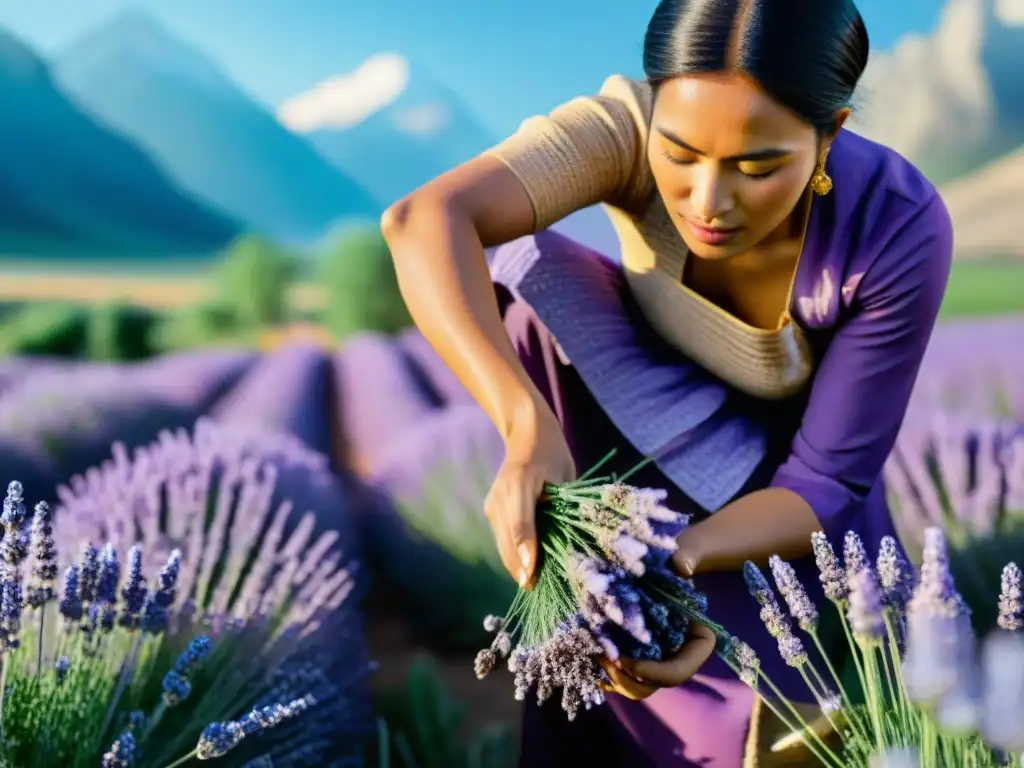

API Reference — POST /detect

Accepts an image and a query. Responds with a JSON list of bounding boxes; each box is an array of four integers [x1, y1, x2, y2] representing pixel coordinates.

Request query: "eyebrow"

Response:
[[656, 127, 792, 162]]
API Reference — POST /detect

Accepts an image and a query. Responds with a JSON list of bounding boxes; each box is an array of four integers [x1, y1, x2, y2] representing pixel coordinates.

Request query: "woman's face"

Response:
[[648, 73, 830, 261]]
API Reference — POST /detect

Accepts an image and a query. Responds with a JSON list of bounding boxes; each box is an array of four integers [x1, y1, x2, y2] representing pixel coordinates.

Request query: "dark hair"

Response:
[[643, 0, 870, 134]]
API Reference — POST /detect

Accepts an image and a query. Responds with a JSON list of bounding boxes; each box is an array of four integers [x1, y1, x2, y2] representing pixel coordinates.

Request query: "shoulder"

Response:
[[596, 75, 654, 135], [817, 131, 953, 300]]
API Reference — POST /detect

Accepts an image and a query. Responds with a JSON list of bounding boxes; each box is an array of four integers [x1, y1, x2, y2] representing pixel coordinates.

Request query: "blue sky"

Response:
[[0, 0, 945, 136]]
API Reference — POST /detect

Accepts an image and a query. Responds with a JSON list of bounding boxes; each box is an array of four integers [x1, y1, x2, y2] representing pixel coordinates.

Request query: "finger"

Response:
[[671, 547, 699, 578], [598, 659, 659, 701], [504, 479, 539, 590], [484, 486, 519, 584], [631, 623, 717, 687]]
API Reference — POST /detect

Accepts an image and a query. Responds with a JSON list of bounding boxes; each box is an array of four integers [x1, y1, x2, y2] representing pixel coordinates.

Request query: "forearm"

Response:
[[675, 487, 822, 575], [382, 195, 547, 441]]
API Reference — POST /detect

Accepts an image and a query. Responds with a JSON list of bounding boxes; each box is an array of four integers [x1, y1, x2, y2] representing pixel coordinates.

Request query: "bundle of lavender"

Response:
[[472, 476, 716, 720], [0, 422, 374, 767], [733, 527, 1022, 768]]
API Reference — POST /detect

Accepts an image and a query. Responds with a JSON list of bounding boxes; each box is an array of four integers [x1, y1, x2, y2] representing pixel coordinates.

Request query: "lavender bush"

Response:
[[18, 418, 376, 765], [472, 475, 711, 720], [885, 412, 1024, 550]]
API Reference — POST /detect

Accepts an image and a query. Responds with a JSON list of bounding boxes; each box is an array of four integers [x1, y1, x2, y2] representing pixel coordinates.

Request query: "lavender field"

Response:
[[0, 312, 1019, 763]]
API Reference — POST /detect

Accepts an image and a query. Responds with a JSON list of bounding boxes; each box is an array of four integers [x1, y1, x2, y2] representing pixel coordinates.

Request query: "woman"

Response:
[[382, 0, 952, 764]]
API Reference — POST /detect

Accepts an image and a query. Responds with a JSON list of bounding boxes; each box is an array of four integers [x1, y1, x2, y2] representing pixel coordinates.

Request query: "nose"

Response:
[[690, 166, 733, 223]]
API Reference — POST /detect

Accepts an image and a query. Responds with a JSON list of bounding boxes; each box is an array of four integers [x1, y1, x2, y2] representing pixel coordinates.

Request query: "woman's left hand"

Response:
[[598, 622, 718, 700]]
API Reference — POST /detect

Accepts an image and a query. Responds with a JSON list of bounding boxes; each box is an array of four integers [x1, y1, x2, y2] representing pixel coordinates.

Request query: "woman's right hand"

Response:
[[484, 397, 576, 590]]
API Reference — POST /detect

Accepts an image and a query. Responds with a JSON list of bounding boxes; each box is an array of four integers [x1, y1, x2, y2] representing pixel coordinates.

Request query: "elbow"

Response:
[[381, 188, 462, 252]]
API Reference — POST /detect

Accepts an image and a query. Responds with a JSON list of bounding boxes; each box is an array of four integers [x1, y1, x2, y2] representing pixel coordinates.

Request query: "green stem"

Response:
[[35, 606, 46, 677], [861, 644, 886, 756], [98, 633, 142, 744], [0, 653, 9, 748], [159, 748, 198, 768], [837, 608, 870, 706], [720, 654, 842, 768]]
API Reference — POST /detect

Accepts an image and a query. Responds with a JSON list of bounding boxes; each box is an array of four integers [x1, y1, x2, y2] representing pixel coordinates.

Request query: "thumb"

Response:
[[507, 481, 539, 590]]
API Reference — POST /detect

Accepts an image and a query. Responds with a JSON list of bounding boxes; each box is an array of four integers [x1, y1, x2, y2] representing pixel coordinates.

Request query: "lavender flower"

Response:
[[726, 637, 761, 688], [903, 528, 972, 703], [139, 549, 182, 634], [0, 577, 23, 650], [811, 531, 848, 602], [979, 630, 1024, 752], [848, 568, 884, 647], [25, 501, 58, 609], [101, 730, 138, 767], [769, 555, 819, 632], [843, 530, 869, 578], [54, 655, 70, 685], [997, 562, 1022, 632], [118, 546, 146, 630], [195, 695, 315, 759], [744, 561, 807, 667], [876, 535, 914, 610], [0, 480, 29, 576], [78, 543, 100, 604], [58, 565, 83, 623]]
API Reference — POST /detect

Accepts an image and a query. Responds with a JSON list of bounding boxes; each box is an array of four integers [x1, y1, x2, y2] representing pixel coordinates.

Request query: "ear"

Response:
[[823, 107, 852, 147]]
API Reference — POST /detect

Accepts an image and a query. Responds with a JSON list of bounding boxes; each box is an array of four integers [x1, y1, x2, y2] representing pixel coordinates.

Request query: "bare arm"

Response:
[[381, 155, 548, 442]]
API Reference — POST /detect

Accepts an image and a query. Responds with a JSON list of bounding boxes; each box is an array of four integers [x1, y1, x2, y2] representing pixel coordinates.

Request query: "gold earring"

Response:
[[810, 148, 833, 196]]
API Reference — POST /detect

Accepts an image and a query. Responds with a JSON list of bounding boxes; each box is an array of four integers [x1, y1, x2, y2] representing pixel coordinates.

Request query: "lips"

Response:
[[685, 220, 741, 246]]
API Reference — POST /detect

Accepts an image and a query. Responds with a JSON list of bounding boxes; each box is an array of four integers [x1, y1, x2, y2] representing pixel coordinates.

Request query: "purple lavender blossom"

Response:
[[118, 546, 146, 630], [997, 562, 1022, 632], [744, 561, 807, 667], [0, 577, 23, 650], [843, 531, 869, 579], [196, 696, 315, 759], [769, 555, 819, 632], [876, 536, 914, 610], [58, 565, 83, 623], [848, 569, 884, 647], [0, 480, 29, 575], [55, 655, 70, 685], [726, 638, 761, 687], [174, 635, 212, 676], [101, 730, 138, 767], [26, 501, 57, 608], [78, 544, 100, 604], [161, 671, 192, 706], [811, 532, 848, 602], [903, 528, 972, 703]]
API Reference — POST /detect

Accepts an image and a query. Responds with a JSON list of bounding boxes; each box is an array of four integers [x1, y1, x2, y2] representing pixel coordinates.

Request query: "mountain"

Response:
[[938, 145, 1024, 259], [0, 29, 237, 257], [53, 12, 379, 243], [849, 0, 1024, 185], [278, 53, 495, 206]]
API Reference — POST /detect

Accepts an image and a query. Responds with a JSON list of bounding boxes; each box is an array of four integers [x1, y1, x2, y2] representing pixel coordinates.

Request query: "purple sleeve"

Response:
[[771, 193, 953, 537]]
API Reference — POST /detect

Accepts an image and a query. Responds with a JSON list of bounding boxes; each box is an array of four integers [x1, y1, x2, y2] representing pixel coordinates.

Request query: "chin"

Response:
[[677, 233, 741, 261]]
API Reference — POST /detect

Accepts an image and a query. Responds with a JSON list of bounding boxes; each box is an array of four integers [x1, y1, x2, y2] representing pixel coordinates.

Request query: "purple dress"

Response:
[[490, 130, 953, 767]]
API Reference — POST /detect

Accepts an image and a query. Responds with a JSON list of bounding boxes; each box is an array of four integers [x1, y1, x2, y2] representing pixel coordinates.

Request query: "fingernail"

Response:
[[518, 570, 528, 588], [518, 544, 531, 569]]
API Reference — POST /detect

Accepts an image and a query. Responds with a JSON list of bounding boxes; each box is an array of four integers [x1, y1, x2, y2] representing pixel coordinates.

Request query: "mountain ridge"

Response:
[[54, 11, 380, 243]]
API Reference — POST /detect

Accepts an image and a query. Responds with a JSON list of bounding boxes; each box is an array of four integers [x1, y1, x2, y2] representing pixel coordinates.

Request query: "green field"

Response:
[[939, 259, 1024, 318]]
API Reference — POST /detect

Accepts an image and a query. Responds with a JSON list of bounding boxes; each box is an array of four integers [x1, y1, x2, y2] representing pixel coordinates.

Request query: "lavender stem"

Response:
[[159, 748, 198, 768]]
